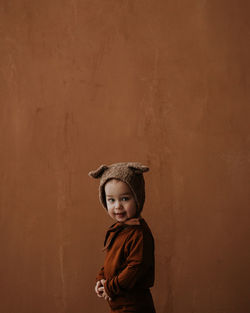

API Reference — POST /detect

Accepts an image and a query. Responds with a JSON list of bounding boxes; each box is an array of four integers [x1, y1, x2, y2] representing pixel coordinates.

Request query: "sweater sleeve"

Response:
[[104, 228, 150, 298], [96, 266, 105, 282]]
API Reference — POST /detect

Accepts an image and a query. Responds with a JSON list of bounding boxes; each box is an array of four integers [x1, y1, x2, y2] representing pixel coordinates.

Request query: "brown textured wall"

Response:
[[0, 1, 249, 312]]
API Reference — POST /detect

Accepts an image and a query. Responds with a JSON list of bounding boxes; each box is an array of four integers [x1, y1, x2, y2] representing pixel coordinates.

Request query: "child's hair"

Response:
[[88, 162, 149, 213]]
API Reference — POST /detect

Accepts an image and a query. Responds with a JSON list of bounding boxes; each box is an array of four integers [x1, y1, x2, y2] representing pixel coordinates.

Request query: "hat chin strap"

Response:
[[134, 207, 142, 218]]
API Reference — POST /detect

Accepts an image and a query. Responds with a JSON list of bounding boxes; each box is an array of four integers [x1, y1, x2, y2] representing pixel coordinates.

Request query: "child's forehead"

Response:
[[104, 179, 132, 194]]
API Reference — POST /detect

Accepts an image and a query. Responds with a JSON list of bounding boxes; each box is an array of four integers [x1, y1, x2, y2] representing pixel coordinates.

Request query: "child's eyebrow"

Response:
[[106, 192, 131, 197]]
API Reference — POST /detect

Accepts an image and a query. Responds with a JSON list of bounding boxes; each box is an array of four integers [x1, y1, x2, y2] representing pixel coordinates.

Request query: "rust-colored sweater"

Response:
[[96, 218, 155, 312]]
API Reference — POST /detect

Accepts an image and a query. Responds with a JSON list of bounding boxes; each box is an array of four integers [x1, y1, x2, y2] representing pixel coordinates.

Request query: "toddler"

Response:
[[89, 162, 156, 313]]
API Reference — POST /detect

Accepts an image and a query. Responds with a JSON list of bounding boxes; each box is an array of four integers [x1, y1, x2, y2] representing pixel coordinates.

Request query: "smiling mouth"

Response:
[[115, 212, 126, 217]]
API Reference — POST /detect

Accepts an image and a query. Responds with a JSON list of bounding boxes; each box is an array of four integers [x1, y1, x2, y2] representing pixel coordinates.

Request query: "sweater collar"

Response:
[[103, 217, 142, 250]]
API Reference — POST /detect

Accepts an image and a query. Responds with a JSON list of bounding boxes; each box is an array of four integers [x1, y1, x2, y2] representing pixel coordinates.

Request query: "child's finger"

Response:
[[104, 295, 109, 300], [95, 282, 101, 293], [95, 281, 100, 291]]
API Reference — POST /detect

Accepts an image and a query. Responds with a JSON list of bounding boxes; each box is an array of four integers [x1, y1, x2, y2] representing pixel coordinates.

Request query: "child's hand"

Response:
[[95, 280, 103, 298], [99, 279, 112, 301]]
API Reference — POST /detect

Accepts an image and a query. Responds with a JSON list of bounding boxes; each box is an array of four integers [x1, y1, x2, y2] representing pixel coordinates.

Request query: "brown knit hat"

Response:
[[88, 162, 149, 213]]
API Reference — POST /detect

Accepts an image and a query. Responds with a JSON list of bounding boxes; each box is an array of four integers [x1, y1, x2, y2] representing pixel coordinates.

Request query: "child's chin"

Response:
[[114, 215, 127, 222]]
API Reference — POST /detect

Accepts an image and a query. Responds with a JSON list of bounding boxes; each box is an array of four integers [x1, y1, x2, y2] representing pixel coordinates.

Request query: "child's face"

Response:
[[104, 179, 137, 223]]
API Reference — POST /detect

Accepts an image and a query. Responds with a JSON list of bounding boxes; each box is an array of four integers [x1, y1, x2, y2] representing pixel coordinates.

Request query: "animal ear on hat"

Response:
[[88, 164, 109, 178], [127, 163, 149, 174]]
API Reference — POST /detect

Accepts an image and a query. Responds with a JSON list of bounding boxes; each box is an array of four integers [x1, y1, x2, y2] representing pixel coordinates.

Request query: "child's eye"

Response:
[[121, 197, 129, 201], [107, 198, 114, 203]]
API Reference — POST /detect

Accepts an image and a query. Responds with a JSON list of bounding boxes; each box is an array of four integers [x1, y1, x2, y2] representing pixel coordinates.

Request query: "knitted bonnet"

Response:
[[88, 162, 149, 213]]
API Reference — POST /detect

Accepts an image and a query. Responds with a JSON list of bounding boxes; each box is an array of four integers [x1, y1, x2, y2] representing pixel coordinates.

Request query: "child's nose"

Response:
[[114, 201, 122, 209]]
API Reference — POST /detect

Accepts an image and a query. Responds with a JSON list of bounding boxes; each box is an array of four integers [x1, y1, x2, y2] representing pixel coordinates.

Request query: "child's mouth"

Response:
[[115, 212, 126, 218]]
